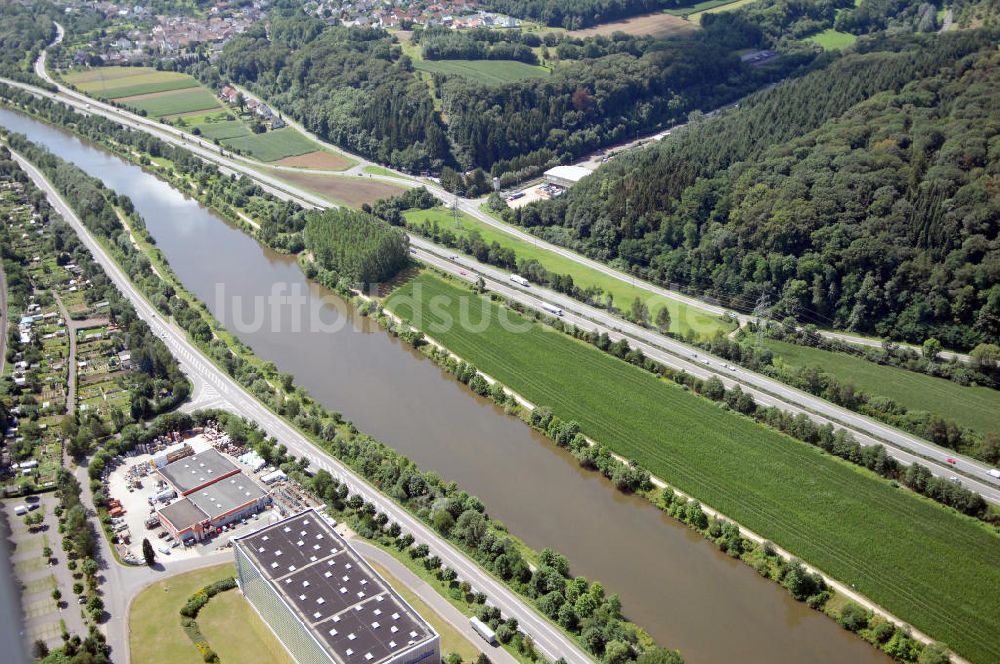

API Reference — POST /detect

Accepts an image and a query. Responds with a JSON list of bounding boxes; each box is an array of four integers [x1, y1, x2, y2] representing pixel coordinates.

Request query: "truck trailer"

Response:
[[470, 616, 497, 646]]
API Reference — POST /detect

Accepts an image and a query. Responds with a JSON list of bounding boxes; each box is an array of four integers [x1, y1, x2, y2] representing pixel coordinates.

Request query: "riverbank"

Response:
[[0, 104, 903, 664]]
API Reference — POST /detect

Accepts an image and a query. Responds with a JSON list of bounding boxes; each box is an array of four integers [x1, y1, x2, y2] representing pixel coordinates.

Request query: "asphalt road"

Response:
[[11, 149, 595, 664], [414, 249, 1000, 504], [32, 29, 968, 364], [8, 64, 996, 501]]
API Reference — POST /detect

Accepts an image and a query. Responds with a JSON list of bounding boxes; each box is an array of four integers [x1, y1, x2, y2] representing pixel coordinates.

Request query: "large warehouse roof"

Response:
[[189, 474, 267, 519], [159, 472, 267, 532], [543, 165, 592, 184], [234, 509, 436, 664], [158, 448, 239, 494]]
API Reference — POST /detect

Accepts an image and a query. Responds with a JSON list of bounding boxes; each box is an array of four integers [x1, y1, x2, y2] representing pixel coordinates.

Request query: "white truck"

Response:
[[509, 274, 530, 287], [13, 504, 28, 516], [988, 468, 1000, 480], [469, 616, 497, 646], [541, 302, 563, 317]]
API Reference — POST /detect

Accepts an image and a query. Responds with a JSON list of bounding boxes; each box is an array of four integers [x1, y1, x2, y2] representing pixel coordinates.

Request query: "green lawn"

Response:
[[126, 88, 222, 118], [198, 587, 295, 664], [388, 272, 1000, 664], [413, 59, 550, 84], [764, 338, 1000, 438], [129, 563, 234, 664], [406, 207, 732, 338], [222, 127, 318, 162], [363, 165, 399, 177], [64, 67, 199, 99], [195, 119, 251, 141], [807, 29, 858, 50]]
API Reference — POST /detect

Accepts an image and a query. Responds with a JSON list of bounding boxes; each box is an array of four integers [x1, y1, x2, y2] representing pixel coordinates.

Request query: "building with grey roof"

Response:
[[157, 448, 239, 495], [158, 470, 270, 542], [233, 509, 439, 664]]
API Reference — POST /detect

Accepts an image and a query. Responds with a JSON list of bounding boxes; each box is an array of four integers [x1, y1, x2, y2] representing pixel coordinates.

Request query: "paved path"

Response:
[[352, 540, 518, 664], [9, 149, 595, 664], [52, 294, 76, 414]]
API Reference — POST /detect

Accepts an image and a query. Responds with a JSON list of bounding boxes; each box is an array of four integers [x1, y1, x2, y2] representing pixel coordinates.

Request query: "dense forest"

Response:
[[512, 31, 1000, 349], [218, 8, 801, 173], [303, 209, 410, 284], [219, 16, 450, 171], [0, 2, 54, 84]]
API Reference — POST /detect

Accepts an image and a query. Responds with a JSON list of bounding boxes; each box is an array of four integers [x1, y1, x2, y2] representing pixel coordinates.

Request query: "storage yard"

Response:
[[100, 423, 322, 564]]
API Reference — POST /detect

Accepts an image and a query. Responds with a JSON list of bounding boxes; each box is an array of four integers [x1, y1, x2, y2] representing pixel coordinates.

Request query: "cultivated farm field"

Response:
[[764, 338, 1000, 438], [63, 66, 198, 99], [121, 87, 222, 118], [413, 59, 549, 84], [221, 127, 318, 162], [388, 272, 1000, 664], [275, 171, 407, 207], [568, 11, 697, 38]]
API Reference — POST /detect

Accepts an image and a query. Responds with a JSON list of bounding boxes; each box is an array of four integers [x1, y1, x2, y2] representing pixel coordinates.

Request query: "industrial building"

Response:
[[157, 448, 240, 495], [158, 472, 270, 542], [543, 165, 592, 188], [155, 447, 270, 542], [233, 509, 440, 664]]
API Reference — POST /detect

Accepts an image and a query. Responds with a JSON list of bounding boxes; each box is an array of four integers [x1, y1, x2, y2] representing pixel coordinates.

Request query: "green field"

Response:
[[407, 207, 732, 338], [129, 564, 234, 664], [126, 88, 222, 118], [413, 59, 550, 84], [194, 119, 250, 141], [388, 272, 1000, 664], [363, 165, 399, 177], [807, 29, 858, 50], [222, 127, 318, 161], [198, 587, 295, 664], [63, 67, 199, 99], [764, 338, 1000, 438]]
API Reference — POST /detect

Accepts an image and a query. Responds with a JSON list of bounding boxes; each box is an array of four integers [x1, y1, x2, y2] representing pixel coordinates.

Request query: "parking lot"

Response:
[[504, 182, 566, 209], [102, 431, 285, 565]]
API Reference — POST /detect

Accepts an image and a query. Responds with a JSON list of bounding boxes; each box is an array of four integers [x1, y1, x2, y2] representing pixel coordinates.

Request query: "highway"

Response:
[[31, 27, 969, 364], [6, 57, 997, 501], [10, 149, 595, 664]]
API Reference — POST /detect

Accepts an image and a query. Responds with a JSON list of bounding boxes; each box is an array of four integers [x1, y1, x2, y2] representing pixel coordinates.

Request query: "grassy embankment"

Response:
[[764, 338, 1000, 438], [129, 563, 292, 664], [387, 271, 1000, 664], [405, 207, 733, 338]]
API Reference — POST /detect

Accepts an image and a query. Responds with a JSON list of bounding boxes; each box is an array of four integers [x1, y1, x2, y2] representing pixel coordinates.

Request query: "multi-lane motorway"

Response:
[[6, 53, 997, 502], [5, 59, 1000, 503], [10, 150, 594, 664]]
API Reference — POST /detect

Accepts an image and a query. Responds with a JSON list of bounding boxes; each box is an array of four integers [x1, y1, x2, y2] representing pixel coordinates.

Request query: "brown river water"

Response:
[[0, 107, 888, 664]]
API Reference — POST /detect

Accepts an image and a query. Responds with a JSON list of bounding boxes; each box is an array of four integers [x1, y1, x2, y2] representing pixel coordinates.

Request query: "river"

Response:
[[0, 107, 888, 664]]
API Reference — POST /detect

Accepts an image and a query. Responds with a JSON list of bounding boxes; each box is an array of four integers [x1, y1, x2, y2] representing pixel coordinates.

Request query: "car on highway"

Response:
[[158, 546, 171, 555], [989, 469, 1000, 479], [946, 458, 957, 465]]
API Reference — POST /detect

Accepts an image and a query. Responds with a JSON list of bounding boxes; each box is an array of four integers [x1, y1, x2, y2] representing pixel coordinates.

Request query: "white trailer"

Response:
[[509, 274, 530, 287], [541, 302, 563, 317], [988, 469, 1000, 480], [470, 616, 497, 646]]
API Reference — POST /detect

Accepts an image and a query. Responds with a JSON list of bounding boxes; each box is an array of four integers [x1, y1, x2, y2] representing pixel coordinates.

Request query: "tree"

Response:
[[654, 307, 671, 335], [629, 297, 650, 326], [922, 338, 942, 361], [636, 648, 684, 664], [142, 538, 156, 567], [235, 92, 246, 113], [917, 643, 951, 664], [32, 640, 49, 659], [837, 602, 868, 632], [51, 588, 61, 603]]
